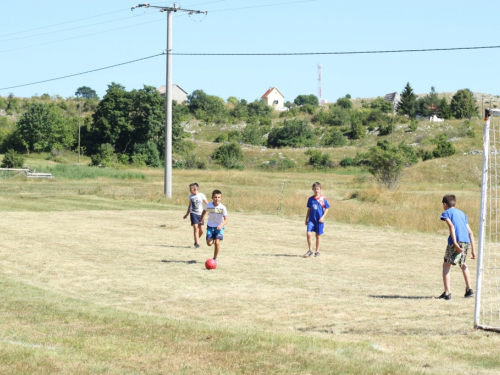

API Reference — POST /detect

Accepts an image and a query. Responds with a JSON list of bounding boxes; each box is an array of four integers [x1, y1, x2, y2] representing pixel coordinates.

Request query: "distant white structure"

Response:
[[261, 87, 285, 109], [430, 115, 444, 122], [158, 84, 188, 104], [384, 92, 401, 112]]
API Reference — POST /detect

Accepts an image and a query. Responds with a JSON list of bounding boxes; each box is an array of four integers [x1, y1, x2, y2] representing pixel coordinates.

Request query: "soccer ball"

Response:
[[205, 259, 217, 270]]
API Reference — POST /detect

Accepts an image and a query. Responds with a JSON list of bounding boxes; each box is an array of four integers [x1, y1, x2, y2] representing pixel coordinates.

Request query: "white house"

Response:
[[158, 84, 188, 104], [261, 87, 285, 109], [384, 92, 401, 112]]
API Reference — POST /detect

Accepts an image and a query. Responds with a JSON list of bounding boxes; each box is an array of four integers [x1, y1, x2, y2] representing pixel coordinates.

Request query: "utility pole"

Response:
[[132, 3, 207, 198]]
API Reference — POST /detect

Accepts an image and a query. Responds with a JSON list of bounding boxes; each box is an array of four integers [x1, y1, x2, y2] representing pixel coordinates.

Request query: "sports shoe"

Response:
[[303, 250, 313, 258], [314, 252, 320, 257], [194, 243, 200, 249], [214, 258, 218, 263], [438, 292, 451, 300], [464, 289, 474, 298]]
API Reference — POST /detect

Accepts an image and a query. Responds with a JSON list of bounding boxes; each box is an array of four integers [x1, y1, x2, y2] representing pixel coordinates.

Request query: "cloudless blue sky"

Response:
[[1, 0, 499, 103]]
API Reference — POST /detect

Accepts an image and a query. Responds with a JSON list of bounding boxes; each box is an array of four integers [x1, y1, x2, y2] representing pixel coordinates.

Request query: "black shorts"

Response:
[[190, 213, 204, 226]]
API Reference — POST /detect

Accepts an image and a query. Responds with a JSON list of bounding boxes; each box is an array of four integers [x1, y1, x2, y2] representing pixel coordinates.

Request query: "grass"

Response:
[[1, 209, 498, 374]]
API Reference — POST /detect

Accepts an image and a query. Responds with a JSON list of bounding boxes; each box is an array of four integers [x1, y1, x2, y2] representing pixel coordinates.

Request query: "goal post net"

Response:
[[475, 108, 500, 332]]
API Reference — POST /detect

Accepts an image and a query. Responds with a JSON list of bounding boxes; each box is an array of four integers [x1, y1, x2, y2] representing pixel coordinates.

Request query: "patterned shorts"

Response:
[[444, 242, 470, 266], [206, 226, 224, 241]]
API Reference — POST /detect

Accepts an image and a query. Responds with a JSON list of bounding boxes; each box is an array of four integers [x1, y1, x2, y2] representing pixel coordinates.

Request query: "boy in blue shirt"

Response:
[[438, 194, 476, 300], [303, 182, 330, 258]]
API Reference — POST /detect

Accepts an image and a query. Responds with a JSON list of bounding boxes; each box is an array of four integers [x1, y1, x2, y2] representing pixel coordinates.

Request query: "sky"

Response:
[[1, 0, 499, 103]]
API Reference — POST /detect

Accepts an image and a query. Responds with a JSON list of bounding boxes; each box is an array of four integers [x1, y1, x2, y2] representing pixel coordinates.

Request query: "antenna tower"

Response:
[[317, 63, 322, 100]]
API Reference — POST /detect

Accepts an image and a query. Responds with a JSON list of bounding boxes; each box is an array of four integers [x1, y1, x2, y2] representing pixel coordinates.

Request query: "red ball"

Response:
[[205, 259, 217, 270]]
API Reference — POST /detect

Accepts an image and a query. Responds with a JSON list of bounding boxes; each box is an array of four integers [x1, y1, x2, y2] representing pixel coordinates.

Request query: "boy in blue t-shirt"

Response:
[[438, 194, 476, 300], [303, 182, 330, 258]]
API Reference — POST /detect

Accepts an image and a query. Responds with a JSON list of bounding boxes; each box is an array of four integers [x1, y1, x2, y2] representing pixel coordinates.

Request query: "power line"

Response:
[[171, 45, 500, 55], [1, 45, 499, 91], [0, 53, 165, 91]]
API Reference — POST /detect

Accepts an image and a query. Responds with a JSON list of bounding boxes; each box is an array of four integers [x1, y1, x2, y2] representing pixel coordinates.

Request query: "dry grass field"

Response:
[[1, 204, 500, 374]]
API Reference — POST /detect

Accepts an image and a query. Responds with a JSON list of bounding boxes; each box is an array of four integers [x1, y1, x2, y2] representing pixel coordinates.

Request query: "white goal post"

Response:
[[475, 108, 500, 332]]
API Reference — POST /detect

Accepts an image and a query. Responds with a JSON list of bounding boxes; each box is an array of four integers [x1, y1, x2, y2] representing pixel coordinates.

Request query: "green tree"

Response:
[[370, 97, 394, 113], [16, 102, 75, 152], [294, 94, 319, 107], [1, 149, 24, 168], [188, 89, 227, 123], [305, 149, 333, 168], [397, 82, 417, 118], [366, 141, 417, 189], [350, 112, 365, 139], [75, 86, 99, 100], [432, 136, 456, 158], [439, 98, 452, 119], [451, 89, 478, 119], [212, 142, 244, 169], [241, 124, 265, 145], [336, 96, 353, 109], [267, 119, 316, 148], [246, 100, 272, 118], [323, 129, 347, 147]]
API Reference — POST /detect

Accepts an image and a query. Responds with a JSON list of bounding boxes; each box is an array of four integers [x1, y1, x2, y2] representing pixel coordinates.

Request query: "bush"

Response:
[[132, 141, 162, 167], [417, 149, 433, 161], [214, 133, 228, 143], [340, 157, 356, 167], [1, 149, 24, 168], [408, 119, 418, 132], [90, 143, 115, 167], [241, 124, 265, 145], [305, 149, 333, 168], [212, 142, 244, 169], [267, 119, 316, 148], [432, 138, 456, 158], [323, 129, 347, 147]]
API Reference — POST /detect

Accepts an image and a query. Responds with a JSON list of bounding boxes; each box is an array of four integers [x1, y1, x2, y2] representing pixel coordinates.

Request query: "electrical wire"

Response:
[[1, 45, 499, 91], [0, 53, 165, 91]]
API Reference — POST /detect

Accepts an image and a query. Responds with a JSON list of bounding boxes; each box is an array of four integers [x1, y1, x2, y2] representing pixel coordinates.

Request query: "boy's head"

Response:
[[442, 194, 456, 208], [189, 183, 199, 194], [212, 189, 222, 205], [312, 182, 322, 195]]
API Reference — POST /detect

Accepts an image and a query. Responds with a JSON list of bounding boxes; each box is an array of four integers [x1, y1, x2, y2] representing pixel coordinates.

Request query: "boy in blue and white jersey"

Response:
[[303, 182, 330, 258], [200, 190, 228, 263], [438, 194, 476, 300]]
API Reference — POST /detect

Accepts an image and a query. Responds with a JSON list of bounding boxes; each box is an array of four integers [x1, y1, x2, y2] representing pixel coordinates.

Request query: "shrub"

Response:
[[305, 149, 333, 168], [417, 149, 433, 161], [267, 119, 316, 148], [90, 143, 115, 167], [241, 124, 265, 145], [432, 139, 456, 158], [323, 129, 347, 147], [132, 141, 162, 167], [212, 142, 244, 169], [214, 133, 228, 143], [340, 157, 356, 167], [1, 149, 24, 168]]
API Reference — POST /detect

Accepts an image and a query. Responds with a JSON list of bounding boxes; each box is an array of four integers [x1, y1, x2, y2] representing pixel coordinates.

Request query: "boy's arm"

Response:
[[319, 208, 329, 223], [444, 218, 463, 253], [467, 224, 476, 259], [199, 209, 207, 223], [216, 216, 228, 230], [183, 202, 191, 219], [305, 208, 311, 225]]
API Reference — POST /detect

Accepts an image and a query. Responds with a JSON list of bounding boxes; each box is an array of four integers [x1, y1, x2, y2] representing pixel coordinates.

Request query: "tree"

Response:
[[75, 86, 99, 100], [397, 82, 417, 118], [188, 89, 227, 123], [1, 149, 24, 168], [336, 96, 353, 109], [294, 94, 319, 107], [212, 142, 244, 169], [451, 89, 478, 119], [267, 119, 316, 148], [370, 97, 393, 113], [246, 100, 272, 118], [366, 141, 417, 189], [323, 129, 347, 147], [16, 102, 74, 152]]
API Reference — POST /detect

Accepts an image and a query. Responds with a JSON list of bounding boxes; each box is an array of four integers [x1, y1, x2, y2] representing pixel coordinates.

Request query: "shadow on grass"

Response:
[[161, 260, 199, 264], [257, 254, 303, 258], [368, 295, 434, 299], [143, 244, 192, 249]]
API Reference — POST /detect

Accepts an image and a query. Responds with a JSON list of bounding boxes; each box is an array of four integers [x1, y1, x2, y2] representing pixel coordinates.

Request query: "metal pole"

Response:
[[165, 9, 173, 198], [474, 115, 490, 328]]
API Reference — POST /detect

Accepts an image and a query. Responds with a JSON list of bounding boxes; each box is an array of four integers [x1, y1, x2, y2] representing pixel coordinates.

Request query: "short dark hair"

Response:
[[312, 182, 322, 188], [442, 194, 456, 207], [189, 183, 199, 189], [212, 189, 222, 197]]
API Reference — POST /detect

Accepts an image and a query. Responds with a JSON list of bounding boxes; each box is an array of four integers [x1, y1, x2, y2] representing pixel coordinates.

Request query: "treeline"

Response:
[[0, 82, 483, 171]]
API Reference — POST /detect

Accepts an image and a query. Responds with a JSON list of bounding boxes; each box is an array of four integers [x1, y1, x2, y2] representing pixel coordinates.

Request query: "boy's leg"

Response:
[[306, 231, 313, 251], [198, 223, 204, 239], [461, 264, 472, 291], [213, 239, 220, 260], [442, 262, 451, 294], [315, 233, 321, 252], [192, 223, 200, 245]]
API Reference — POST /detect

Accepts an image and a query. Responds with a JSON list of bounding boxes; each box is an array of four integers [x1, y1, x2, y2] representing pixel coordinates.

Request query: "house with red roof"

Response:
[[261, 87, 285, 109]]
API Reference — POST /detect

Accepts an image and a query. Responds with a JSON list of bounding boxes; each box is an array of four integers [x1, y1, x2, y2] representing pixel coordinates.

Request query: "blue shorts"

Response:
[[190, 213, 204, 226], [206, 226, 224, 241], [307, 221, 324, 235]]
